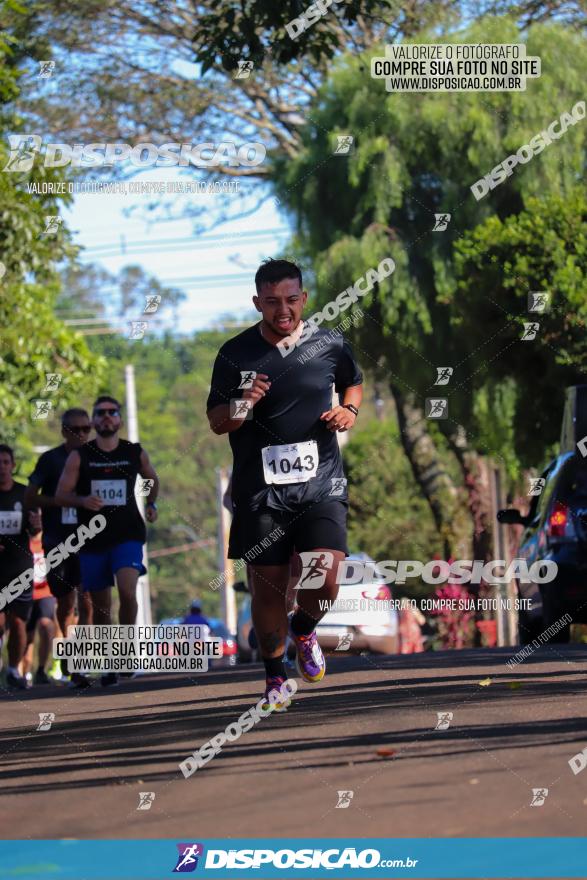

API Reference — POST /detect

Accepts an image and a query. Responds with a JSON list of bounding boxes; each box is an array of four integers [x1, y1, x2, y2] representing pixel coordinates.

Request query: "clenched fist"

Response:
[[241, 373, 271, 407]]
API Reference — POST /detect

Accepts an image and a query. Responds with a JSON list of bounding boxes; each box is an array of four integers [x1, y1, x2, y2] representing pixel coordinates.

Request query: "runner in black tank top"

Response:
[[76, 438, 146, 550], [25, 408, 94, 687], [55, 396, 159, 686]]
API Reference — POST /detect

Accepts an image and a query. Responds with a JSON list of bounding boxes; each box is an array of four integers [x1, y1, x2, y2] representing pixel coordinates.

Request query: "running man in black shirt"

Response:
[[25, 409, 94, 661], [207, 259, 363, 709], [56, 396, 159, 685], [0, 444, 42, 689]]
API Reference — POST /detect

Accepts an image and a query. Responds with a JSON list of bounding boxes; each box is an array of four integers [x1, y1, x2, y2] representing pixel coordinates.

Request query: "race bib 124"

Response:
[[0, 510, 22, 535]]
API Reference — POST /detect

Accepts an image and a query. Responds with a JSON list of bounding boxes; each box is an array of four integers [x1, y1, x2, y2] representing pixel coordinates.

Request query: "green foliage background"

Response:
[[1, 3, 586, 625]]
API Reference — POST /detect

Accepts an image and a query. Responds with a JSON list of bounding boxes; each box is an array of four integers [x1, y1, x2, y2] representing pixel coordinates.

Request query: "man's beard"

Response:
[[95, 426, 117, 437]]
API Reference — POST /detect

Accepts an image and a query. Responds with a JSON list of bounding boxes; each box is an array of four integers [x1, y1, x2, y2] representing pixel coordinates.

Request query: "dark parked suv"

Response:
[[498, 387, 587, 644]]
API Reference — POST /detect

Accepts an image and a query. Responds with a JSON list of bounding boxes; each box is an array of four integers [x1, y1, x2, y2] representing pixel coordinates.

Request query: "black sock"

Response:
[[290, 607, 317, 637], [263, 653, 286, 680]]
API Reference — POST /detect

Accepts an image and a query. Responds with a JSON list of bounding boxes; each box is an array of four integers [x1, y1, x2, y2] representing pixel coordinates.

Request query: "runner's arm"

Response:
[[24, 481, 58, 511], [207, 349, 244, 435], [207, 345, 270, 434], [208, 373, 271, 434], [55, 450, 102, 510], [25, 455, 58, 511], [139, 449, 159, 502], [23, 468, 44, 534], [321, 338, 364, 431], [207, 404, 247, 435], [320, 383, 363, 432], [341, 383, 363, 411], [139, 449, 159, 523]]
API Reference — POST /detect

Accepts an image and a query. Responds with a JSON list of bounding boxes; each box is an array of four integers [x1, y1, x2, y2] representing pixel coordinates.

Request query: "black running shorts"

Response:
[[1, 564, 33, 618], [45, 550, 82, 598], [7, 598, 33, 622], [228, 499, 348, 566], [27, 596, 57, 633]]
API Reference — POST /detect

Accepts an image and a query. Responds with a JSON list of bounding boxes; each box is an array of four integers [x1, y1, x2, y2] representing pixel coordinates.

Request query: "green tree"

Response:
[[0, 12, 103, 439], [6, 0, 582, 231], [273, 20, 586, 555], [344, 417, 444, 569], [56, 262, 186, 322], [453, 189, 587, 470], [9, 1, 586, 567], [192, 0, 455, 69]]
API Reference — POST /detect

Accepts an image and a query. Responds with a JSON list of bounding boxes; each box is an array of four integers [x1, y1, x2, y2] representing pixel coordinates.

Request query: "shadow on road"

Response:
[[1, 647, 586, 794]]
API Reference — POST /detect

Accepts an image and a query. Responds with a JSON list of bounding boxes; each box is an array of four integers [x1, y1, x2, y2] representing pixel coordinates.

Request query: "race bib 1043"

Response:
[[261, 441, 319, 486]]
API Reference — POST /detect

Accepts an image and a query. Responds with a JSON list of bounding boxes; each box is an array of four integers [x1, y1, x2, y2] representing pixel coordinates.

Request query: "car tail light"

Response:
[[548, 501, 570, 537]]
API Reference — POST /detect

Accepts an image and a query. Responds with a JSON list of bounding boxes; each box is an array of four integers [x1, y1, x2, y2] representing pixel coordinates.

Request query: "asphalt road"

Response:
[[2, 645, 587, 845]]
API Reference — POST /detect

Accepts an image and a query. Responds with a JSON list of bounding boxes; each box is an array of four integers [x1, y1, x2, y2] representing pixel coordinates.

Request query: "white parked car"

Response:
[[315, 562, 399, 655], [236, 554, 399, 659]]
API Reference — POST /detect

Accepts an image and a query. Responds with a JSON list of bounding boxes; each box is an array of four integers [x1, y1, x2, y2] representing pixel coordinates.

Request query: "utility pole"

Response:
[[334, 386, 349, 450], [374, 383, 384, 422], [216, 466, 237, 634], [125, 364, 152, 627], [491, 463, 516, 646]]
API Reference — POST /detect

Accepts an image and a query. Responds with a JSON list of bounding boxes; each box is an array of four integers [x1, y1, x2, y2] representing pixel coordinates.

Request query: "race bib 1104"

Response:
[[91, 479, 127, 506]]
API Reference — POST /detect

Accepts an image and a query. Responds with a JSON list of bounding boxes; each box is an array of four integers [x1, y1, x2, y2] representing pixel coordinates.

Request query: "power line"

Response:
[[74, 326, 125, 336], [82, 227, 289, 258], [63, 317, 113, 326], [62, 272, 255, 293], [84, 227, 287, 249], [136, 272, 251, 284]]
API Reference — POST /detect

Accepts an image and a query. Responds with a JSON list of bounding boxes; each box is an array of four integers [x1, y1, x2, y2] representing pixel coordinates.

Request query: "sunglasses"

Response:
[[94, 408, 120, 417], [65, 425, 92, 435]]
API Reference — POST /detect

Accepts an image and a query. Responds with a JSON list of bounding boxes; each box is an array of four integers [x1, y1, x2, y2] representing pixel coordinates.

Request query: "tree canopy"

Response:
[[266, 18, 586, 552], [0, 20, 103, 439], [3, 0, 586, 581]]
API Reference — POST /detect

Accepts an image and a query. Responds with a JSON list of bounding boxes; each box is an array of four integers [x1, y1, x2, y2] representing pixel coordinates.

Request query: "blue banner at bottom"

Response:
[[0, 838, 585, 879]]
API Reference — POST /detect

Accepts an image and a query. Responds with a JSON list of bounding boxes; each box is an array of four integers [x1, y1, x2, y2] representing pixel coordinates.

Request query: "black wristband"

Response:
[[343, 404, 359, 417]]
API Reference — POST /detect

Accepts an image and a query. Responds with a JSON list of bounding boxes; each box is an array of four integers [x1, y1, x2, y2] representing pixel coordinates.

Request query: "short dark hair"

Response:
[[255, 259, 302, 293], [0, 444, 14, 462], [62, 407, 90, 426], [93, 395, 121, 412]]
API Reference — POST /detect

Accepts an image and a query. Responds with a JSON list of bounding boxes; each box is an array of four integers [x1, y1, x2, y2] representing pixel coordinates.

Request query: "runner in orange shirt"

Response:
[[21, 533, 57, 685]]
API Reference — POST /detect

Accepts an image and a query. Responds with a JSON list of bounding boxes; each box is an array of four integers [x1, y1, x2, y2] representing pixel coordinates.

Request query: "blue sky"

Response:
[[63, 167, 291, 334]]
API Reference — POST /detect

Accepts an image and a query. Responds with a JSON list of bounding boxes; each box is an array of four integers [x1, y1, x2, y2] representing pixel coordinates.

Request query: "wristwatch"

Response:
[[146, 501, 158, 510], [343, 404, 359, 417]]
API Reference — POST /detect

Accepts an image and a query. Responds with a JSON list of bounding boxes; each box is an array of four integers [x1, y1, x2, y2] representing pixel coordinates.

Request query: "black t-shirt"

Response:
[[29, 444, 79, 548], [76, 439, 146, 551], [0, 481, 33, 584], [206, 324, 363, 511]]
